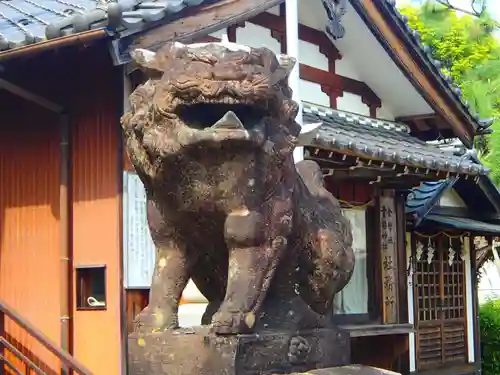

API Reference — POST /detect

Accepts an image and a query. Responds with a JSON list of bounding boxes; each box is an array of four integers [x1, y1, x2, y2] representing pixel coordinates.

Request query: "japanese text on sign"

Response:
[[379, 191, 399, 323]]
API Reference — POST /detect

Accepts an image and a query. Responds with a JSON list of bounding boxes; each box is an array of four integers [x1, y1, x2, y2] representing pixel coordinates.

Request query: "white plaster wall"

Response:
[[439, 189, 467, 208], [298, 39, 328, 70], [335, 57, 361, 81], [238, 12, 397, 119], [299, 80, 330, 107], [209, 29, 227, 39], [337, 92, 370, 116], [236, 21, 281, 55], [297, 38, 330, 107], [377, 104, 395, 121], [267, 5, 280, 15]]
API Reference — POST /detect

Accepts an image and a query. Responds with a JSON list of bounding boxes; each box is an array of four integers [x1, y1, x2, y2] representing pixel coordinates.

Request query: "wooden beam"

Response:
[[324, 172, 422, 189], [430, 206, 500, 221], [0, 78, 63, 113], [322, 168, 399, 180], [307, 148, 462, 181], [396, 113, 436, 123], [131, 0, 285, 52], [414, 118, 431, 131], [299, 64, 381, 108], [248, 11, 341, 60]]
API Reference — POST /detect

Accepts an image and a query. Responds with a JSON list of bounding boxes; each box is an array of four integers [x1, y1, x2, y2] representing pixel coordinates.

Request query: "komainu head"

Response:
[[121, 42, 303, 180]]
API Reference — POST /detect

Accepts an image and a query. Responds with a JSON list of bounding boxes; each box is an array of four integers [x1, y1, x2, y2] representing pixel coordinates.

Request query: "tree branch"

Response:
[[434, 0, 486, 17]]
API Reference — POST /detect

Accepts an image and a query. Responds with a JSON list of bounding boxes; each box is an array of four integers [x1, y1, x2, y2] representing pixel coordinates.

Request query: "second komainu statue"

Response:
[[121, 41, 355, 336]]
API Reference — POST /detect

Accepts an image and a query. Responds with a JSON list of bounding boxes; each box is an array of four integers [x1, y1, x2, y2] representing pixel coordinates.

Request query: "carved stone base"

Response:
[[287, 365, 401, 375], [128, 326, 350, 375]]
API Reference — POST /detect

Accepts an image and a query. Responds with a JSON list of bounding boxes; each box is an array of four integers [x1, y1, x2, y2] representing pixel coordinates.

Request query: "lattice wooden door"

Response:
[[413, 234, 468, 370]]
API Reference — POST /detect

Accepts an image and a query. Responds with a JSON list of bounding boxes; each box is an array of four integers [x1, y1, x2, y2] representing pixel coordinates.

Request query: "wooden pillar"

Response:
[[406, 232, 416, 372], [464, 236, 475, 363], [285, 0, 303, 163]]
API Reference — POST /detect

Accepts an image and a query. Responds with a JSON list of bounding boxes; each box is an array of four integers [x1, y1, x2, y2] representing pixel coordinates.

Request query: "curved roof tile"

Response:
[[0, 0, 207, 51], [303, 104, 489, 177]]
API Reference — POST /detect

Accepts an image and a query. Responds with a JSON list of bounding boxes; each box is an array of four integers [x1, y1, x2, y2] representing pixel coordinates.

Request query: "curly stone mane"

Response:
[[122, 42, 301, 185]]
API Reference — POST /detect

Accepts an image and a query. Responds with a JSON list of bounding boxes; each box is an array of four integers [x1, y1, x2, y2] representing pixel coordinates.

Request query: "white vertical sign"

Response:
[[123, 172, 156, 289]]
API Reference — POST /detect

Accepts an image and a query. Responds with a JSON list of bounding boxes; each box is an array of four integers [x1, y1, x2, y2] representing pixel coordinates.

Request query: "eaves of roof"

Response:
[[405, 173, 500, 228], [349, 0, 494, 145], [303, 104, 489, 178], [425, 214, 500, 236], [405, 178, 456, 225], [0, 0, 211, 60]]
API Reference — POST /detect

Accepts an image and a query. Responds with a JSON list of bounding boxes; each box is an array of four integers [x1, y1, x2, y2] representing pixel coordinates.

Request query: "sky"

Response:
[[395, 0, 500, 21]]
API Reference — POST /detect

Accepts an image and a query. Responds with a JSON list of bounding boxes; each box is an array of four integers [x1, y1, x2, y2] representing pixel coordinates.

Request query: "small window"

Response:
[[76, 265, 107, 310]]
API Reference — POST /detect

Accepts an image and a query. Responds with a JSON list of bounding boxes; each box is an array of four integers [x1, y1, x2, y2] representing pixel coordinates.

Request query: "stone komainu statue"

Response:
[[121, 42, 355, 335]]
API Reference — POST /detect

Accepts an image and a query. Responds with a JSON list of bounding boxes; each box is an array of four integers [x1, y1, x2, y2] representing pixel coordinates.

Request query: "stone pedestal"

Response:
[[128, 326, 350, 375], [287, 365, 401, 375]]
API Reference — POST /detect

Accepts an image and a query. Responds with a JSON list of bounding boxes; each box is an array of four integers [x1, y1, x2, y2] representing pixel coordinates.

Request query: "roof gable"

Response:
[[348, 0, 492, 146], [0, 0, 492, 145], [406, 174, 500, 225]]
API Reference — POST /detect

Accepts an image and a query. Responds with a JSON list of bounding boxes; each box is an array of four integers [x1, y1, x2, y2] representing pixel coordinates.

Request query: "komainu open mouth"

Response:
[[174, 102, 268, 131]]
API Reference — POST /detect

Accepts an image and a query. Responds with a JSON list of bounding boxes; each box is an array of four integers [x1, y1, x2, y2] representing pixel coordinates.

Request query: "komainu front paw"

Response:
[[133, 305, 178, 334], [210, 310, 257, 334]]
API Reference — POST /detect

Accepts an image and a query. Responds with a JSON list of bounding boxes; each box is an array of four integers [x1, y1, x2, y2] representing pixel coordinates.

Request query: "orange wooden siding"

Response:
[[0, 92, 62, 374], [1, 46, 124, 375], [70, 62, 122, 375]]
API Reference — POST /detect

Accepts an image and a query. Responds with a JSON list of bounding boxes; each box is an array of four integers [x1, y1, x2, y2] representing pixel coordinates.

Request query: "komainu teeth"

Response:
[[211, 111, 245, 130]]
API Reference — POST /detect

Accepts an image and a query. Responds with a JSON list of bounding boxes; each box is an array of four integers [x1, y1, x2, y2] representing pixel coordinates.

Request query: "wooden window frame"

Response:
[[75, 265, 107, 311], [412, 234, 468, 370], [333, 206, 380, 325]]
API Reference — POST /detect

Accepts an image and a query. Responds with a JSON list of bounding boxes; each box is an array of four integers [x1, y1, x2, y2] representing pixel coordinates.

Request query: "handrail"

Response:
[[0, 298, 94, 375]]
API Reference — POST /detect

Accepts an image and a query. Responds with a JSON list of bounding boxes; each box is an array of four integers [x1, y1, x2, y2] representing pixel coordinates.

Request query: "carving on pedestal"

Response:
[[288, 336, 311, 364], [122, 41, 354, 375]]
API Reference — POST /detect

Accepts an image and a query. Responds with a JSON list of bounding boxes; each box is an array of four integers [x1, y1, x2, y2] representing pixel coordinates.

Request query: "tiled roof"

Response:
[[405, 179, 455, 217], [381, 0, 493, 134], [0, 0, 206, 51], [302, 104, 488, 176]]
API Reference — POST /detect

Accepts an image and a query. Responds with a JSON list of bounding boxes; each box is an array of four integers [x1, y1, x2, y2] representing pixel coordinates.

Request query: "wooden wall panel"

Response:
[[1, 45, 123, 375], [70, 62, 122, 375], [351, 335, 408, 372], [125, 290, 149, 334], [0, 91, 62, 374], [325, 180, 374, 204]]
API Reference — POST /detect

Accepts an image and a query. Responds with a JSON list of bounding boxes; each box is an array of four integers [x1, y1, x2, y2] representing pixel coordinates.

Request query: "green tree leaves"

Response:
[[479, 299, 500, 374], [400, 1, 497, 81], [400, 1, 500, 185]]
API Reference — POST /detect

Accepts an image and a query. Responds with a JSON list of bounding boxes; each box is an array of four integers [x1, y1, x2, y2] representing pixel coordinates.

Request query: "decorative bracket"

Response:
[[322, 0, 348, 40]]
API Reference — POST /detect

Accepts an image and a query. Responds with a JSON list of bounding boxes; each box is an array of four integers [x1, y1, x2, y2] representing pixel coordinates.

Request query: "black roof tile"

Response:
[[405, 179, 454, 216], [303, 104, 488, 177], [0, 0, 207, 51]]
